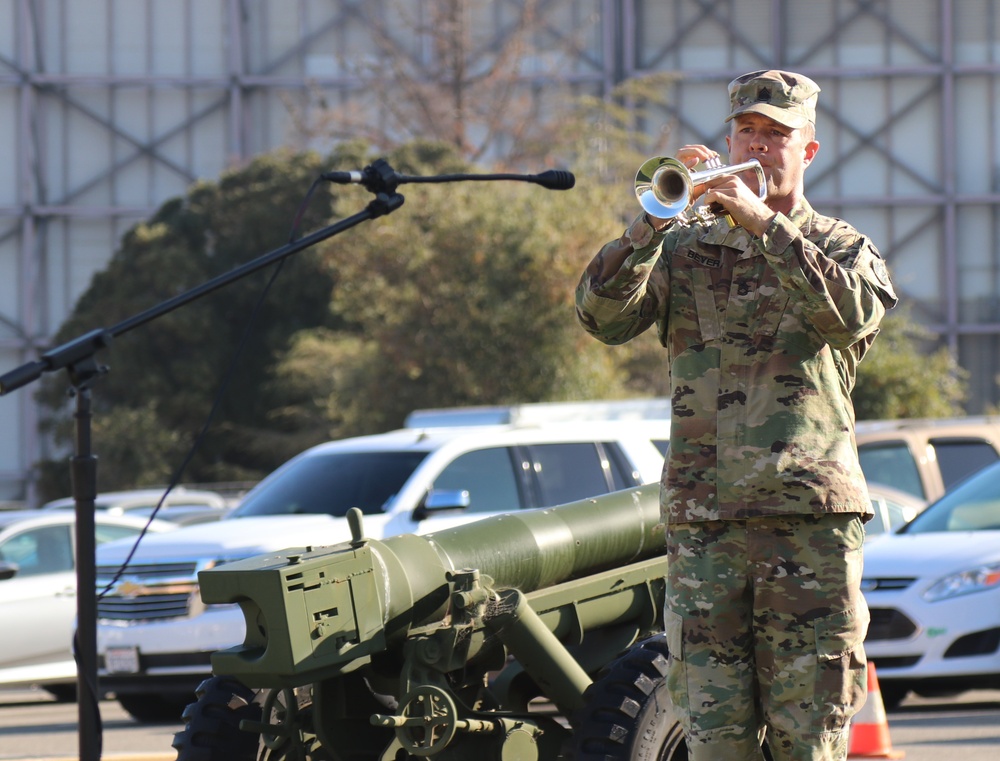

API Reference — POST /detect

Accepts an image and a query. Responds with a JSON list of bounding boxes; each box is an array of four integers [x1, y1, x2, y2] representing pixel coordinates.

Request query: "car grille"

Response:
[[96, 561, 200, 621], [860, 577, 916, 592], [944, 627, 1000, 658], [868, 655, 921, 669], [866, 607, 918, 641]]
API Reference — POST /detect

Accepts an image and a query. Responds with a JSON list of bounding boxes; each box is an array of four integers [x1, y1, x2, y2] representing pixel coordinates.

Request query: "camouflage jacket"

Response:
[[576, 200, 898, 523]]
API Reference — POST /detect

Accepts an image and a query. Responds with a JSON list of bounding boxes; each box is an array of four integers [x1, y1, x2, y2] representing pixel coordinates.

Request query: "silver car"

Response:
[[0, 509, 174, 699], [41, 487, 231, 526]]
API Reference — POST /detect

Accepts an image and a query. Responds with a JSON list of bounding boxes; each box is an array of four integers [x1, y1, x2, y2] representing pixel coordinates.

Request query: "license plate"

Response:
[[104, 646, 140, 674]]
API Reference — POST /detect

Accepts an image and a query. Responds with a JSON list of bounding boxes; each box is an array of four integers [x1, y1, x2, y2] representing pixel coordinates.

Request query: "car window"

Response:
[[865, 499, 888, 536], [866, 493, 916, 537], [232, 450, 429, 517], [603, 443, 644, 490], [931, 439, 1000, 489], [0, 525, 73, 576], [95, 524, 147, 544], [652, 440, 669, 457], [857, 441, 924, 499], [433, 448, 523, 514], [525, 443, 613, 506], [903, 464, 1000, 533]]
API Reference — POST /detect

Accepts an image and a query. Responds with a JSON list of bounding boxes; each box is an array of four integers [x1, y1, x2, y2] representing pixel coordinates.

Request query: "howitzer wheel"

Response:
[[395, 684, 459, 756], [172, 676, 262, 761], [568, 635, 685, 761], [569, 635, 773, 761], [259, 687, 299, 752]]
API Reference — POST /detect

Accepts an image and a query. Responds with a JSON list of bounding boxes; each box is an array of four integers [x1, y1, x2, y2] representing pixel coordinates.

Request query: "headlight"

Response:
[[922, 562, 1000, 602]]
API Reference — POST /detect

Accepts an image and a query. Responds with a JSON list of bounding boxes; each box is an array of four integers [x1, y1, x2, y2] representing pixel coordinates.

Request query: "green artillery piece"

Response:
[[172, 484, 690, 760]]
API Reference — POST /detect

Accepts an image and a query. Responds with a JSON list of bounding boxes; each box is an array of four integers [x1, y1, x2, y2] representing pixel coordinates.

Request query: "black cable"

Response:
[[77, 175, 326, 742]]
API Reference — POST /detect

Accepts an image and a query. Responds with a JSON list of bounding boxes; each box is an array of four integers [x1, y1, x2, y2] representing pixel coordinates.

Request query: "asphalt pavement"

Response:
[[1, 686, 998, 760]]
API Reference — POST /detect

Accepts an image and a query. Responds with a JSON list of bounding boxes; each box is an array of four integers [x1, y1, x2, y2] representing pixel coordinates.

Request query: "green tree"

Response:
[[37, 150, 344, 500], [37, 141, 633, 499], [271, 141, 631, 438], [852, 306, 967, 420]]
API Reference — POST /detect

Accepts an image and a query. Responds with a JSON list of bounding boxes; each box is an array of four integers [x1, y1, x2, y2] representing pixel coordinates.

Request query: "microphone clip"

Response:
[[358, 159, 402, 195], [322, 158, 401, 195]]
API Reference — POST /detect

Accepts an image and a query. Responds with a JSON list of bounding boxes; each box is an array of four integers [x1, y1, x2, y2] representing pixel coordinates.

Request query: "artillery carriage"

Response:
[[172, 484, 690, 760]]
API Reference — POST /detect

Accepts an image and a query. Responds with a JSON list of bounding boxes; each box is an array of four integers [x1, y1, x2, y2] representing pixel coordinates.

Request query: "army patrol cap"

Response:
[[725, 69, 820, 129]]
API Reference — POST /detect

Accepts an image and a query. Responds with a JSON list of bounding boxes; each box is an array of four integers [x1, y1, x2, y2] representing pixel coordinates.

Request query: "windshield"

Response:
[[230, 450, 429, 518], [901, 462, 1000, 534]]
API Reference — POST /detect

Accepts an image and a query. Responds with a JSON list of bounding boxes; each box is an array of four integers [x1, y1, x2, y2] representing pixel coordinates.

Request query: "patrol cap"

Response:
[[724, 69, 820, 129]]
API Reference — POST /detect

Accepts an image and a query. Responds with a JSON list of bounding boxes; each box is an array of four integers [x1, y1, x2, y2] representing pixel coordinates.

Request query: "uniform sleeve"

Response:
[[756, 213, 898, 350], [575, 214, 672, 346]]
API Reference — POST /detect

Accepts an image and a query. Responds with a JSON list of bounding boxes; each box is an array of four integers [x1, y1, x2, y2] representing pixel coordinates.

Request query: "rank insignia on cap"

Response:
[[725, 69, 820, 129]]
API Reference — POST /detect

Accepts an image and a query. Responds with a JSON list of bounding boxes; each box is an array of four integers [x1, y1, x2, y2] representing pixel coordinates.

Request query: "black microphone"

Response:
[[528, 169, 575, 190]]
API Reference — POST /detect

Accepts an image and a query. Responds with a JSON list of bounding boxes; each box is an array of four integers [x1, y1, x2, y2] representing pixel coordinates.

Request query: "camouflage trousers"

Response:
[[662, 514, 869, 761]]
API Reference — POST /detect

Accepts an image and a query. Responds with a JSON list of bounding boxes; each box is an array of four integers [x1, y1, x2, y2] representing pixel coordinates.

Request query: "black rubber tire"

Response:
[[117, 691, 192, 723], [569, 634, 688, 761], [879, 683, 909, 711], [41, 684, 77, 703], [172, 676, 262, 761]]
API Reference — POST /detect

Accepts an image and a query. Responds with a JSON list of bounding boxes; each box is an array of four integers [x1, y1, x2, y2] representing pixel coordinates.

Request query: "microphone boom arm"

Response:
[[323, 158, 575, 192]]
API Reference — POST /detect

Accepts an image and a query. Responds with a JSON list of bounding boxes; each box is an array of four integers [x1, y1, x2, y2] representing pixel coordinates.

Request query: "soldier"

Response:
[[576, 70, 897, 761]]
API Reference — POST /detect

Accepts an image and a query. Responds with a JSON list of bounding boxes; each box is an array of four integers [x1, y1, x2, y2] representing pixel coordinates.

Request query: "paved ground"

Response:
[[1, 686, 998, 760]]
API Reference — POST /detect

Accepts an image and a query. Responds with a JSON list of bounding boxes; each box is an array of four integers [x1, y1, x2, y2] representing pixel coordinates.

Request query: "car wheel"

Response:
[[117, 691, 192, 723], [878, 683, 909, 710], [172, 676, 261, 761], [42, 684, 77, 703]]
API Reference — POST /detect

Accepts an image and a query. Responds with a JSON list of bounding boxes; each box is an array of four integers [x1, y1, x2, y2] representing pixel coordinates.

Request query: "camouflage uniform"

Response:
[[576, 70, 898, 761]]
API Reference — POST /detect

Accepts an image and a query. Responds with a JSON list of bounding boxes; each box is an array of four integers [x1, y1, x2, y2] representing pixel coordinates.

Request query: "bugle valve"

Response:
[[635, 155, 766, 223]]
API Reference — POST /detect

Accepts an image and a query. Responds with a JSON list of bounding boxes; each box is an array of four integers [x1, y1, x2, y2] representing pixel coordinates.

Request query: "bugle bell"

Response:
[[635, 156, 766, 221]]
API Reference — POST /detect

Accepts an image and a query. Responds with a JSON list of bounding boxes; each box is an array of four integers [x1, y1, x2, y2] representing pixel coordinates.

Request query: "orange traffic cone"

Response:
[[848, 662, 905, 758]]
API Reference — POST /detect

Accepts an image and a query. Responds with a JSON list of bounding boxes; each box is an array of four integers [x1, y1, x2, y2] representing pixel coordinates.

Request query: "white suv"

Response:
[[93, 409, 669, 721]]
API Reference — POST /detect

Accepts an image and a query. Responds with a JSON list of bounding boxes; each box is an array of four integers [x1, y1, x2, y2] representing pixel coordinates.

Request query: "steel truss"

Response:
[[0, 0, 997, 501]]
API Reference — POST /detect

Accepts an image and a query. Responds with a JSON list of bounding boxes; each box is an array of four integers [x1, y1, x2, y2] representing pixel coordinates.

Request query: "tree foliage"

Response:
[[37, 151, 342, 498], [287, 0, 602, 169], [852, 305, 968, 420], [274, 159, 630, 438], [37, 141, 634, 499]]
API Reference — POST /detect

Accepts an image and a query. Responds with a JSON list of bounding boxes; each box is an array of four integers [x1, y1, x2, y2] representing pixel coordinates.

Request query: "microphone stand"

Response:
[[0, 170, 405, 761]]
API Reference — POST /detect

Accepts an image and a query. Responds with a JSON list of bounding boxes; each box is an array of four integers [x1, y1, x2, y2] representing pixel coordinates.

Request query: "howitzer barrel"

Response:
[[426, 482, 662, 591], [201, 484, 663, 686]]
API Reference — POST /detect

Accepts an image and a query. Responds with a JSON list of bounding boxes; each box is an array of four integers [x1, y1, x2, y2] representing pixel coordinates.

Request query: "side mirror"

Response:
[[0, 561, 20, 581], [413, 489, 471, 521]]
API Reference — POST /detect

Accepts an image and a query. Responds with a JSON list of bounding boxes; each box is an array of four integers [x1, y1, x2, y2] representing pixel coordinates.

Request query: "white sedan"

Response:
[[0, 510, 174, 699], [862, 460, 1000, 707]]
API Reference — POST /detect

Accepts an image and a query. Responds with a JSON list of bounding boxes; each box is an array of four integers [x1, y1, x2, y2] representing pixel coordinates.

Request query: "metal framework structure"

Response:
[[1, 0, 997, 502]]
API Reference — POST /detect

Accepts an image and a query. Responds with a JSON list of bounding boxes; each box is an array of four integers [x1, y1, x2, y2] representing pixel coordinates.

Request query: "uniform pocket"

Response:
[[663, 607, 684, 661], [752, 290, 789, 338], [815, 606, 869, 662], [691, 268, 722, 341], [662, 608, 691, 732], [813, 606, 870, 732]]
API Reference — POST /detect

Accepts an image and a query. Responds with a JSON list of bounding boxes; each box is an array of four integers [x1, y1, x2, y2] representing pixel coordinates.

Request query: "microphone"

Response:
[[528, 170, 575, 191], [321, 164, 576, 192]]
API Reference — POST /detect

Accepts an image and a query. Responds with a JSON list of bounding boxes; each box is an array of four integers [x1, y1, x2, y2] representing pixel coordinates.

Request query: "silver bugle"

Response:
[[635, 156, 766, 220]]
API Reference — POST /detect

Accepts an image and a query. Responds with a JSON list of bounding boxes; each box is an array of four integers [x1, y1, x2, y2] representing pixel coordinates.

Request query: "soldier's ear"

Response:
[[803, 139, 819, 166]]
